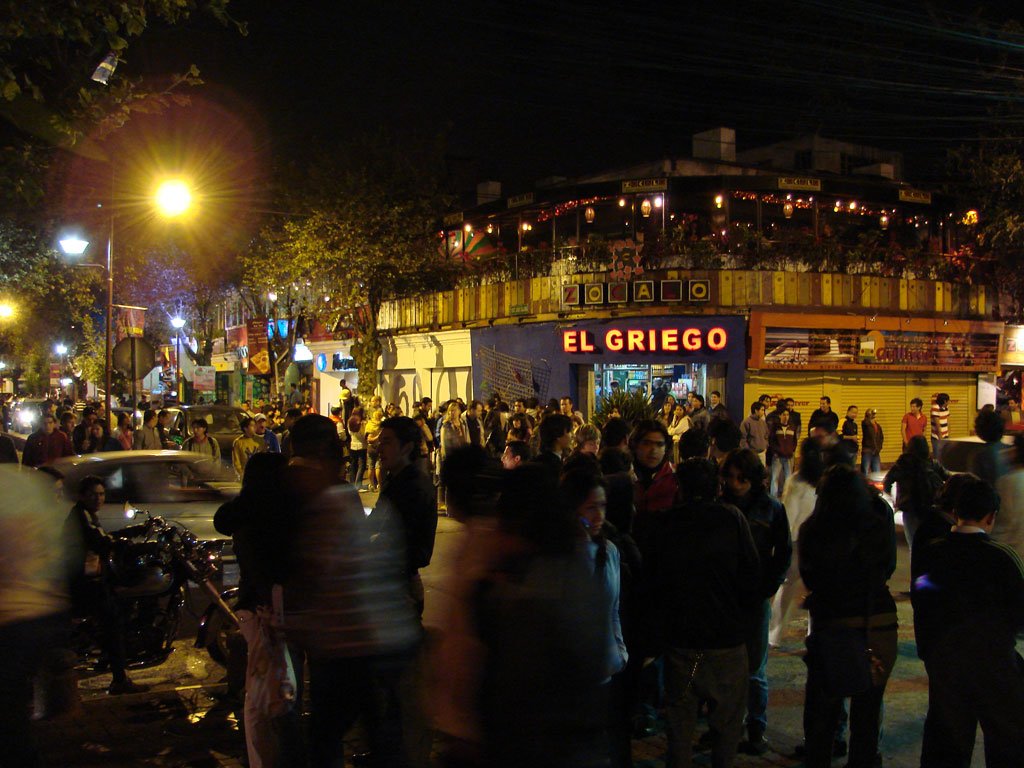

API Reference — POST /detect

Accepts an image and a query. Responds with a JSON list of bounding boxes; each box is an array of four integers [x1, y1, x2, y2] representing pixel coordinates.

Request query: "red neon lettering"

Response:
[[708, 327, 728, 350], [580, 331, 595, 352], [682, 328, 702, 351], [662, 329, 679, 351], [649, 329, 657, 350], [627, 329, 645, 351], [606, 329, 623, 351], [563, 330, 578, 353]]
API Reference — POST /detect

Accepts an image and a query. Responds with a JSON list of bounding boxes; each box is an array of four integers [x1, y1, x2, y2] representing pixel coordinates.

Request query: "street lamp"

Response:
[[171, 316, 185, 403], [59, 177, 193, 424]]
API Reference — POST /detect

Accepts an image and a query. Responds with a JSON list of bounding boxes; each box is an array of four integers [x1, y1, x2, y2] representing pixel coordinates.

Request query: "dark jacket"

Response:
[[22, 429, 73, 467], [372, 461, 439, 576], [642, 500, 761, 650], [0, 433, 17, 463], [911, 531, 1024, 662], [768, 423, 797, 459], [799, 493, 897, 624], [726, 490, 792, 600], [861, 419, 884, 454], [214, 464, 293, 610], [477, 548, 610, 768], [529, 450, 563, 484], [883, 454, 948, 523], [808, 408, 839, 435]]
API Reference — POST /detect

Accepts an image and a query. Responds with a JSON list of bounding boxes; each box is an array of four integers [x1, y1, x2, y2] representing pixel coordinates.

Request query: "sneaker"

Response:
[[108, 678, 150, 695], [740, 735, 770, 756]]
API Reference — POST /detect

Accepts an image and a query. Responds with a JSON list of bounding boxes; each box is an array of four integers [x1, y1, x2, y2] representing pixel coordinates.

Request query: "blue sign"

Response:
[[315, 353, 327, 372]]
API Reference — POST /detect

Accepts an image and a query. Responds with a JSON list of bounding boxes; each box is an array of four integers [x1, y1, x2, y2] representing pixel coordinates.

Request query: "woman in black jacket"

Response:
[[799, 463, 898, 768]]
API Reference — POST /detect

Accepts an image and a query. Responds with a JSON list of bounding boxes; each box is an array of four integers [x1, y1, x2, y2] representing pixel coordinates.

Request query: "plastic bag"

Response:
[[240, 587, 296, 718]]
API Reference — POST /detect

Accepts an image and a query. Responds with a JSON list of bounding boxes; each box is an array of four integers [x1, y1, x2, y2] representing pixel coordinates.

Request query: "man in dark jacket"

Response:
[[808, 396, 839, 437], [721, 448, 792, 755], [63, 476, 148, 694], [371, 416, 439, 618], [529, 413, 571, 482], [22, 413, 73, 467], [911, 475, 1024, 768], [645, 458, 761, 768]]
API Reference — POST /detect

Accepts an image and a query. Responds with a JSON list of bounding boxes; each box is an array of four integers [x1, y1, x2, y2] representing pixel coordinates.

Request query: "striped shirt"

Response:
[[930, 403, 949, 440]]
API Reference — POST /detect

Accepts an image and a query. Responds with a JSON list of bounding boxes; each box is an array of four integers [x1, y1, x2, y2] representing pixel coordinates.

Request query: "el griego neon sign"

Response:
[[562, 327, 729, 354]]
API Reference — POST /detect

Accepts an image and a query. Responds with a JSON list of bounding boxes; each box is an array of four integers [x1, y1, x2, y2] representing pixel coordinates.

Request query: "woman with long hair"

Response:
[[799, 463, 898, 768], [883, 435, 948, 548], [114, 412, 134, 451], [561, 466, 636, 768], [347, 406, 367, 490], [769, 438, 824, 647], [860, 408, 883, 475], [667, 402, 691, 465], [656, 395, 677, 427], [439, 401, 470, 509]]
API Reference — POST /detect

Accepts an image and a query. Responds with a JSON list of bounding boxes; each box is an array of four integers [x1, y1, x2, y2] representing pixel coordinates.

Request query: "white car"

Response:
[[47, 450, 240, 542]]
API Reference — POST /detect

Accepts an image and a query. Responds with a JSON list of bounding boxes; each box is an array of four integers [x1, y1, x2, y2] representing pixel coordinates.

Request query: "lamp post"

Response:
[[171, 316, 185, 403], [60, 222, 113, 422], [60, 177, 192, 423]]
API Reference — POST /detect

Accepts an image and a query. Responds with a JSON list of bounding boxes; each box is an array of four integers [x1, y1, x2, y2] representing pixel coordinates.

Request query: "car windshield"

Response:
[[192, 409, 242, 433]]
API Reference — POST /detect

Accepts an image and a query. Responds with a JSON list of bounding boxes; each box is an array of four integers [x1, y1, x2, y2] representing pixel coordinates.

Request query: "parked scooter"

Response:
[[71, 507, 238, 668]]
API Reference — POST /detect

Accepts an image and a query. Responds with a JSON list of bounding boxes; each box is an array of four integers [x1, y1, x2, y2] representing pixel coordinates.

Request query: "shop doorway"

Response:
[[591, 362, 728, 413]]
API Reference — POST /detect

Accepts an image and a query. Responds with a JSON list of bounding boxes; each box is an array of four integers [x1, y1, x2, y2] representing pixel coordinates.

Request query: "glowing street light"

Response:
[[58, 236, 89, 256], [61, 177, 196, 420], [154, 179, 193, 218], [0, 302, 14, 319], [55, 343, 68, 355]]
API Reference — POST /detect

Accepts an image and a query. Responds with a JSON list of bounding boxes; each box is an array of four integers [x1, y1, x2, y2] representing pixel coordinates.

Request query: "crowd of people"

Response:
[[4, 385, 1024, 768], [212, 388, 1023, 768]]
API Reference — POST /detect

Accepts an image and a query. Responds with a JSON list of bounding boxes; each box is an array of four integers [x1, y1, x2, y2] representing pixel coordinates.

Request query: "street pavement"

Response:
[[34, 492, 994, 767]]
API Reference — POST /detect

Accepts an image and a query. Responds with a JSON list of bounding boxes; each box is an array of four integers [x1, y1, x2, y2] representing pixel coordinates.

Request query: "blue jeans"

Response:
[[861, 450, 880, 475], [348, 449, 367, 487], [744, 599, 771, 738], [770, 456, 792, 497]]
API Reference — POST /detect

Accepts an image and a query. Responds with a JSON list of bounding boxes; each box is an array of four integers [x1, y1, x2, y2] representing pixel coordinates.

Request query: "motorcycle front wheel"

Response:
[[203, 598, 241, 667]]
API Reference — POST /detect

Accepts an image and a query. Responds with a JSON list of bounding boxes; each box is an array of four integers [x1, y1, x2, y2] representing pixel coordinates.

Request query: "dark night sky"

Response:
[[130, 1, 1024, 194]]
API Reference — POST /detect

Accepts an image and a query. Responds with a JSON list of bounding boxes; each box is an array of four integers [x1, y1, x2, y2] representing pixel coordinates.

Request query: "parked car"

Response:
[[47, 450, 239, 544], [168, 405, 248, 459]]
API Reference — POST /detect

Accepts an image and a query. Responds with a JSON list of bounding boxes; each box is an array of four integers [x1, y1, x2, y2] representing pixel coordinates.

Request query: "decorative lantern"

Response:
[[880, 214, 890, 230], [783, 202, 794, 219], [584, 206, 596, 224], [640, 199, 652, 218]]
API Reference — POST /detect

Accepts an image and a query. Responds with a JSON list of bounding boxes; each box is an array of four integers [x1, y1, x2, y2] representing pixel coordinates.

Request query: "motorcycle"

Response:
[[71, 507, 239, 668]]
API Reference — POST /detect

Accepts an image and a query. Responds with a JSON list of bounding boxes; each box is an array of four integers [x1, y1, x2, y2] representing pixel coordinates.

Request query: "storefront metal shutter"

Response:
[[832, 374, 910, 466], [746, 372, 978, 467], [744, 373, 829, 429]]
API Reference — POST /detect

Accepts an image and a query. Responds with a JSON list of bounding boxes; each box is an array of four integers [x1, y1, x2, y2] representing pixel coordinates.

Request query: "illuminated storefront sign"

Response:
[[563, 326, 729, 354]]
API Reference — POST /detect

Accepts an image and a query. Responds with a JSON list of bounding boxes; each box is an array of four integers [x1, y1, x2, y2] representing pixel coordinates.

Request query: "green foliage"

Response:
[[0, 0, 244, 203], [590, 388, 654, 430], [0, 216, 102, 390], [241, 132, 454, 396]]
